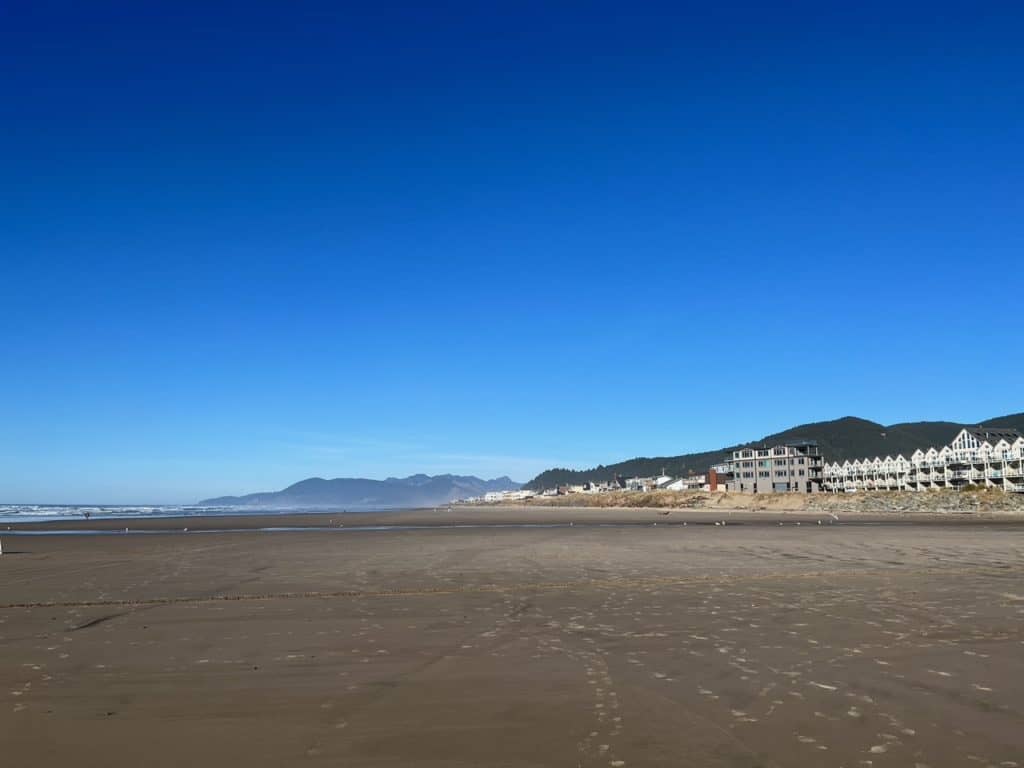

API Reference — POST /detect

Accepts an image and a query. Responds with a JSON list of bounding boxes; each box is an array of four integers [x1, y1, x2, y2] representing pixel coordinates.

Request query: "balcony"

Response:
[[951, 470, 984, 481]]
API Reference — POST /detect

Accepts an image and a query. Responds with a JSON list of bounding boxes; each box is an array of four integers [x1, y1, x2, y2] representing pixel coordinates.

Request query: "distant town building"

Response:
[[664, 474, 713, 491], [823, 427, 1024, 493], [483, 489, 537, 502], [624, 476, 656, 492], [722, 441, 824, 494]]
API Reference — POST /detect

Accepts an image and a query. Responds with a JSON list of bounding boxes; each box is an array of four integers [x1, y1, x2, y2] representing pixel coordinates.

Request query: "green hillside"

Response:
[[524, 413, 1024, 491]]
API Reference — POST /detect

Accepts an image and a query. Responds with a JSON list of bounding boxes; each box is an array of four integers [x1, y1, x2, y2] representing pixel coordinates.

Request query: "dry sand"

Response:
[[2, 516, 1023, 766]]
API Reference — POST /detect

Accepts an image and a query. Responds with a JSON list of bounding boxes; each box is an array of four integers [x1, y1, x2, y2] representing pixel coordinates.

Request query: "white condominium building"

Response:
[[822, 427, 1024, 493]]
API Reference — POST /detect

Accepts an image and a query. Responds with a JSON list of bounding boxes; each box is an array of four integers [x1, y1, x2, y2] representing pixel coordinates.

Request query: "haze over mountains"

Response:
[[525, 413, 1024, 490], [200, 474, 521, 509]]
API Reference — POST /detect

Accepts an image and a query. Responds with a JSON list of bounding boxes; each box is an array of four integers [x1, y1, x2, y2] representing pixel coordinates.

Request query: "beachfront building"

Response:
[[822, 427, 1024, 493], [722, 441, 824, 494], [664, 474, 716, 491], [623, 477, 656, 492]]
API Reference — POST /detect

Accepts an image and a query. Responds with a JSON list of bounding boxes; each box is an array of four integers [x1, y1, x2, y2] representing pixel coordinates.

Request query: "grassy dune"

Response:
[[523, 489, 1024, 514]]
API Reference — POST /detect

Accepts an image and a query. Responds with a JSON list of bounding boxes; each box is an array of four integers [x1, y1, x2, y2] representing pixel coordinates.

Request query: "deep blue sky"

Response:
[[2, 2, 1022, 503]]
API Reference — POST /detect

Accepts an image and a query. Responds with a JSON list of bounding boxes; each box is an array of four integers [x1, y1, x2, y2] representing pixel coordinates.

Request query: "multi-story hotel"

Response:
[[722, 441, 824, 494], [822, 427, 1024, 493]]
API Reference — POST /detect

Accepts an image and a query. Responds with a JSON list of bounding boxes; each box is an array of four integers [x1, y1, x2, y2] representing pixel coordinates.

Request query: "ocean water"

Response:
[[0, 504, 385, 524]]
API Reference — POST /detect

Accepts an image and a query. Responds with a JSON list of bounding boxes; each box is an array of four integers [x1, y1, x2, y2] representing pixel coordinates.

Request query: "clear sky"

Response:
[[2, 2, 1022, 503]]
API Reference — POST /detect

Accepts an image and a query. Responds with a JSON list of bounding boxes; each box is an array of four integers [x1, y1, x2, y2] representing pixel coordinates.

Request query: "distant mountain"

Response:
[[200, 474, 521, 509], [525, 412, 1024, 490]]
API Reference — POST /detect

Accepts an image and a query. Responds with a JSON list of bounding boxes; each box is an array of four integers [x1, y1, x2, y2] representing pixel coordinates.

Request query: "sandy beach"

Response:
[[2, 516, 1023, 767]]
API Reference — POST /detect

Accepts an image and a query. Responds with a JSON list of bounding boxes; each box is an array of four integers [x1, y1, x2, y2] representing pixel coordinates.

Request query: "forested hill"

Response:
[[524, 413, 1024, 490]]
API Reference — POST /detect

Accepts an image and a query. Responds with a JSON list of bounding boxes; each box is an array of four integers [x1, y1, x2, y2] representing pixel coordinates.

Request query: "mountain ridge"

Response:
[[524, 412, 1024, 490], [200, 474, 521, 508]]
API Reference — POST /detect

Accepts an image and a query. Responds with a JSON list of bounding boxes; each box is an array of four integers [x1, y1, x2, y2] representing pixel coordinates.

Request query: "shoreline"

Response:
[[5, 502, 1024, 533]]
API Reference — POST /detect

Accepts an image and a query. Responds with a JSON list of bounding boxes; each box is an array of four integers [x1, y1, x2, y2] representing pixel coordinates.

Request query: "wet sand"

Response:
[[2, 522, 1023, 766], [7, 501, 1023, 533]]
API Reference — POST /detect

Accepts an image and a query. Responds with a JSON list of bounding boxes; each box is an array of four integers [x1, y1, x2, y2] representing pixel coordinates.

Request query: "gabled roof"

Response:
[[965, 426, 1023, 443]]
